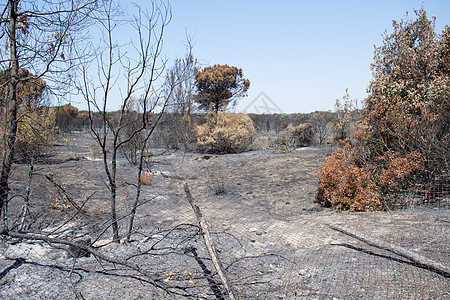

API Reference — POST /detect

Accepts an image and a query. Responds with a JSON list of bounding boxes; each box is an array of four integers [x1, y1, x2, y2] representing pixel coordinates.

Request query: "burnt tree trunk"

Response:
[[0, 0, 19, 220]]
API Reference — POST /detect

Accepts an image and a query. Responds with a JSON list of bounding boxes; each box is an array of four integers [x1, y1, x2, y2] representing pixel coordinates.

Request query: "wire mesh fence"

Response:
[[0, 130, 448, 299]]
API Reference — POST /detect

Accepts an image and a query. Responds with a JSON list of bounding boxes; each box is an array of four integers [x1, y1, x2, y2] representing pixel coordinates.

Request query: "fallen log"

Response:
[[328, 223, 450, 278], [184, 183, 236, 300]]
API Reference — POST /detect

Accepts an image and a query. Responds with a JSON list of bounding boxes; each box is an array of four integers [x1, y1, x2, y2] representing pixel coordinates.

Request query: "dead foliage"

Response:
[[316, 11, 449, 210], [195, 112, 255, 154]]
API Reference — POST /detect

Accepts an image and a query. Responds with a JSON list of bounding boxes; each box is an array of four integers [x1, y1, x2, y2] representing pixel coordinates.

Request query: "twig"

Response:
[[19, 157, 35, 231], [184, 183, 236, 300], [328, 223, 450, 278], [45, 174, 84, 213], [69, 258, 85, 300], [1, 230, 170, 290], [46, 192, 96, 237]]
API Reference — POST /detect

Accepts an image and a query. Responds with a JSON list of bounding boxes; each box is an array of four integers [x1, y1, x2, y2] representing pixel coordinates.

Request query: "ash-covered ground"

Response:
[[0, 132, 448, 299]]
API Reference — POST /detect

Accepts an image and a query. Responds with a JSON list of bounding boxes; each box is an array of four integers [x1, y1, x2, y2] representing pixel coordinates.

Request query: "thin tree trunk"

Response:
[[127, 131, 151, 242], [126, 178, 142, 242], [0, 0, 19, 221], [19, 156, 34, 231], [97, 135, 120, 243], [109, 151, 120, 243]]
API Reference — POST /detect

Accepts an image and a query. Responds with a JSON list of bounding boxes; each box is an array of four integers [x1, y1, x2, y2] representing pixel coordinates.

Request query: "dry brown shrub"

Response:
[[285, 123, 314, 148], [315, 142, 381, 211], [377, 151, 422, 194], [54, 104, 79, 132], [195, 112, 255, 153], [270, 123, 314, 153], [140, 172, 152, 186], [15, 106, 59, 162], [1, 69, 57, 162], [316, 10, 448, 211], [316, 143, 424, 210]]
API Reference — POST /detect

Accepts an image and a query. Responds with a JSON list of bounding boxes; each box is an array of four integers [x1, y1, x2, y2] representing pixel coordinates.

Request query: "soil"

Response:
[[0, 132, 448, 299]]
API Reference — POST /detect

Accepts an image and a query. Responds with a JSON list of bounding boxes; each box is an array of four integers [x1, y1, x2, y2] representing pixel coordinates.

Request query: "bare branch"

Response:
[[328, 223, 450, 277]]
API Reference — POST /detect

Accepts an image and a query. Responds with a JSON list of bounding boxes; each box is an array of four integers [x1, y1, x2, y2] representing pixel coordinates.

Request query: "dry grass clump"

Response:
[[209, 172, 229, 195], [195, 112, 255, 153]]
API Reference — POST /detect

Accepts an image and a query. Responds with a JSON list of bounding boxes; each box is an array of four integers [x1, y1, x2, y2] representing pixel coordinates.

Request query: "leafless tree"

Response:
[[0, 0, 96, 221], [158, 46, 199, 150], [166, 47, 198, 116], [311, 111, 333, 146], [78, 0, 194, 243], [332, 88, 357, 142]]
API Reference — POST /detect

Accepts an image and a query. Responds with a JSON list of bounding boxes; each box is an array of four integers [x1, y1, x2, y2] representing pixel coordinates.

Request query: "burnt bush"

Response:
[[15, 106, 59, 162], [285, 123, 314, 148], [315, 142, 382, 211], [157, 113, 197, 151], [316, 10, 449, 210], [54, 104, 79, 133]]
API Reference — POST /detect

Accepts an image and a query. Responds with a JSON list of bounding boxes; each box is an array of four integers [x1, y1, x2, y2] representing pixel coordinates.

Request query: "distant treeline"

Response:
[[54, 104, 348, 133], [53, 104, 363, 150]]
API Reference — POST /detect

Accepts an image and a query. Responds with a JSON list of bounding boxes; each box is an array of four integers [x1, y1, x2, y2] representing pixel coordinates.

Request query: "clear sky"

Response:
[[156, 0, 450, 113]]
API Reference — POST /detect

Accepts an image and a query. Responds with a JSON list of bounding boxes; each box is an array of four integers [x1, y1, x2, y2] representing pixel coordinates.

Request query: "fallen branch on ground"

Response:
[[328, 223, 450, 278], [45, 174, 84, 213], [184, 183, 236, 300], [1, 230, 171, 290]]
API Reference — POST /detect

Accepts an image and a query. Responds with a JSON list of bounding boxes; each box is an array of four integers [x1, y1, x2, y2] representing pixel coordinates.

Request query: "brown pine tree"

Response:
[[195, 64, 250, 112]]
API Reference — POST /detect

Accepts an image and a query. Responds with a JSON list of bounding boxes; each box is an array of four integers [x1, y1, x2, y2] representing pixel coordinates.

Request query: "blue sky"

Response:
[[157, 0, 450, 113]]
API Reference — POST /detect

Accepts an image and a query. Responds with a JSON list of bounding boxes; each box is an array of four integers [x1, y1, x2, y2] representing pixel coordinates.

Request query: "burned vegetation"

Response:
[[0, 2, 448, 299]]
